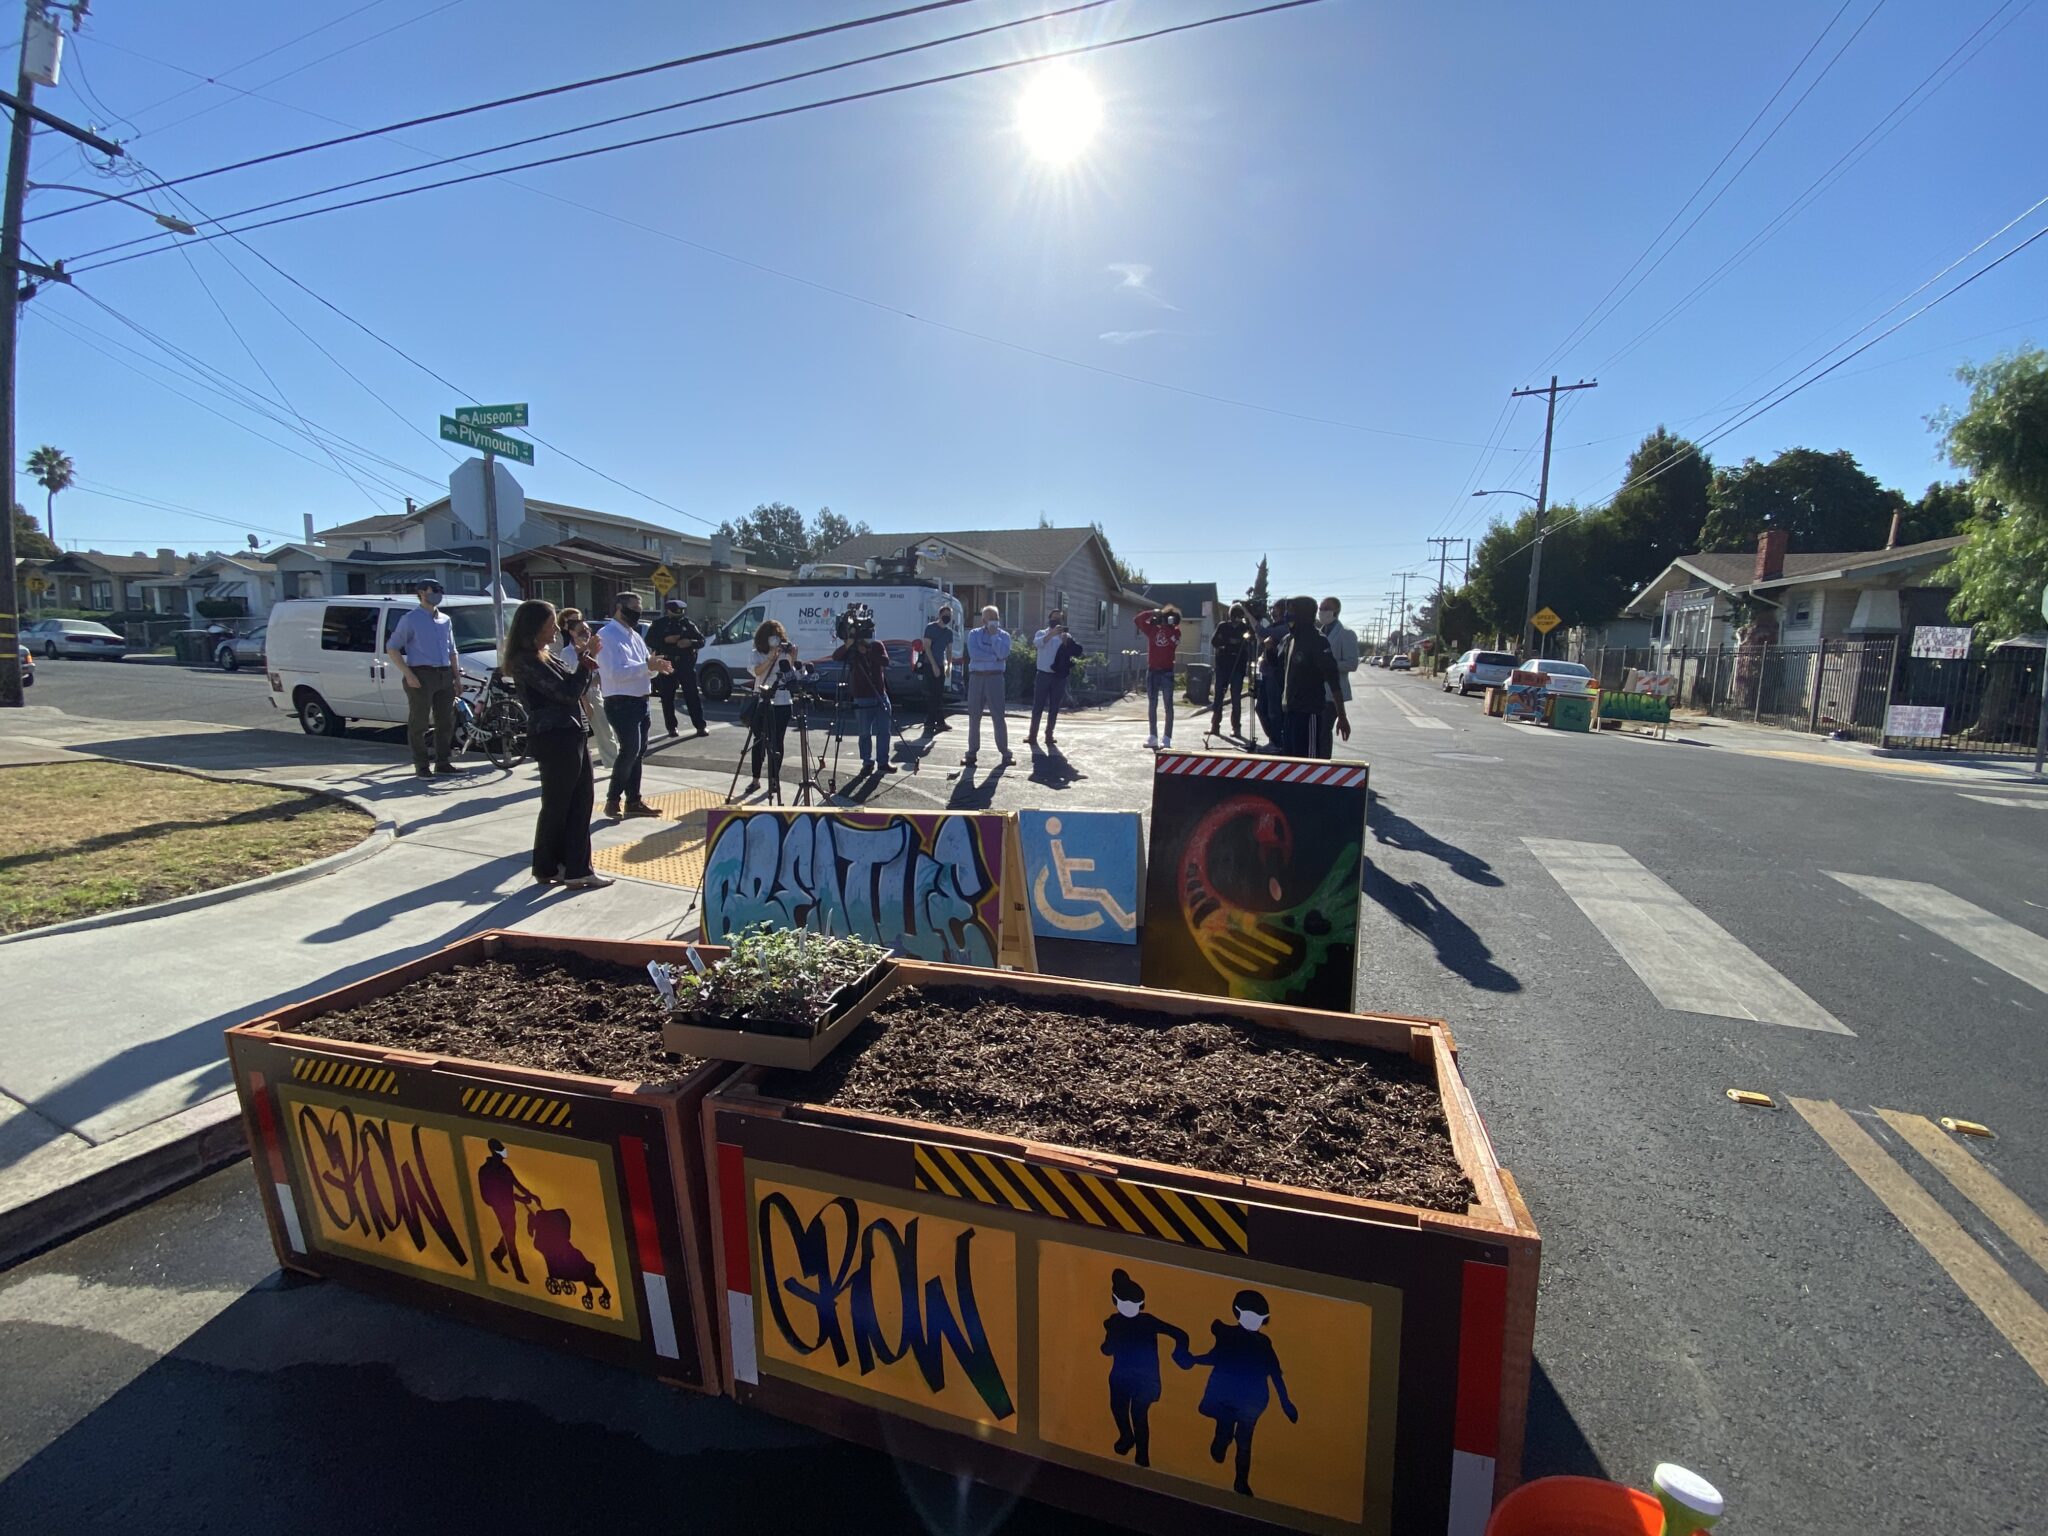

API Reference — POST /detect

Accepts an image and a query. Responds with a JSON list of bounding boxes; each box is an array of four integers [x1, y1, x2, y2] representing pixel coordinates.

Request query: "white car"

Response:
[[1519, 658, 1596, 695], [24, 618, 128, 659], [266, 595, 499, 736], [1443, 648, 1518, 695]]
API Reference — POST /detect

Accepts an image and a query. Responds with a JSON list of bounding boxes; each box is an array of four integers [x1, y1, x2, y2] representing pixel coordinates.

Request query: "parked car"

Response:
[[1389, 655, 1413, 671], [266, 595, 498, 736], [15, 643, 31, 686], [1518, 658, 1596, 695], [1443, 648, 1519, 696], [214, 624, 268, 672], [23, 618, 128, 659]]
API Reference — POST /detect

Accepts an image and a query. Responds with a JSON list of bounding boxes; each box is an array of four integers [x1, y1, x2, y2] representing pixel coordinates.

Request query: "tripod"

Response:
[[725, 658, 830, 805]]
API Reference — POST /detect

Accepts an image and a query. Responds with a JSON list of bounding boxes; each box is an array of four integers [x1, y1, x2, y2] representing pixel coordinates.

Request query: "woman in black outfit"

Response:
[[503, 600, 613, 890], [746, 618, 801, 794]]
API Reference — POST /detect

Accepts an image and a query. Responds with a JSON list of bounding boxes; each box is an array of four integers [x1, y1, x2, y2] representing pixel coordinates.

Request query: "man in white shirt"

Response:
[[595, 591, 671, 818]]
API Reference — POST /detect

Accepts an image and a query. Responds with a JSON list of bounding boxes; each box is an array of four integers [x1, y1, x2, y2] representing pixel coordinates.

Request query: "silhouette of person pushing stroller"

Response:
[[476, 1138, 539, 1282], [1187, 1288, 1299, 1498], [1099, 1268, 1190, 1468]]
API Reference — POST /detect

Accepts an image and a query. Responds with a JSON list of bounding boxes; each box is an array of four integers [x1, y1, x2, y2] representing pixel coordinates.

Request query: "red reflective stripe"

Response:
[[247, 1069, 289, 1184], [718, 1142, 752, 1292], [618, 1135, 665, 1277], [1453, 1261, 1508, 1455]]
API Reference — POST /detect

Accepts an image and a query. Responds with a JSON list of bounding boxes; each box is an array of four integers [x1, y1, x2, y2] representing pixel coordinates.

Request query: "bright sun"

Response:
[[1016, 65, 1102, 165]]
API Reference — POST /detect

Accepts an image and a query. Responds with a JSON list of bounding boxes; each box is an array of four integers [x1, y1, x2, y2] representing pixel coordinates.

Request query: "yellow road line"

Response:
[[1791, 1097, 2048, 1387], [1878, 1109, 2048, 1275]]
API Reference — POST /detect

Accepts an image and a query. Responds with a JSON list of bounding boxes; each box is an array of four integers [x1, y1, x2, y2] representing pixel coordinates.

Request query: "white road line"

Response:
[[1523, 838, 1853, 1034], [1958, 794, 2048, 809], [1379, 687, 1453, 731], [1827, 873, 2048, 997]]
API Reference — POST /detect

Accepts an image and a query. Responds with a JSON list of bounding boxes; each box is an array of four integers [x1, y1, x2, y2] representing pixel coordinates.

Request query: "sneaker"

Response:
[[414, 767, 433, 779], [962, 754, 977, 767], [562, 873, 615, 890], [624, 801, 664, 818], [1143, 734, 1158, 749], [879, 762, 898, 774], [1161, 737, 1173, 750], [667, 727, 679, 739], [999, 752, 1014, 766], [604, 800, 623, 819], [691, 726, 709, 738], [745, 780, 761, 794]]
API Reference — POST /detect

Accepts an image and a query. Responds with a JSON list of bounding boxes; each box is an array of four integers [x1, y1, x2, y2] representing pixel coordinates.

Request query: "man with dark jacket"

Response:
[[1277, 596, 1350, 758], [1209, 602, 1253, 740], [645, 598, 707, 738], [1254, 600, 1292, 750], [831, 621, 897, 775]]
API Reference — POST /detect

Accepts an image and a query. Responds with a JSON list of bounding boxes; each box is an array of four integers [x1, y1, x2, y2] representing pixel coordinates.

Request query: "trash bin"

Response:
[[172, 630, 214, 665], [1184, 661, 1212, 706]]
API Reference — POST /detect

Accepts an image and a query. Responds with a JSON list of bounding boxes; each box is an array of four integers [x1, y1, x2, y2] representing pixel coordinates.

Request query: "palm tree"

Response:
[[26, 445, 73, 548]]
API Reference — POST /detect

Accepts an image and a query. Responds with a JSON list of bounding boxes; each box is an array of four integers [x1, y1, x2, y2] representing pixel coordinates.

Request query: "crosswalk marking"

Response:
[[1958, 794, 2048, 809], [1379, 687, 1453, 731], [1877, 1110, 2048, 1274], [1523, 839, 1852, 1033], [1791, 1097, 2048, 1389], [1826, 873, 2048, 997]]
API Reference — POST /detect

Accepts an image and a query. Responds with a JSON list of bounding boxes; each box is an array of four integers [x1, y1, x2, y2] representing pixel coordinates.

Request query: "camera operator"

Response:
[[645, 598, 708, 738], [831, 604, 897, 776], [746, 620, 806, 794]]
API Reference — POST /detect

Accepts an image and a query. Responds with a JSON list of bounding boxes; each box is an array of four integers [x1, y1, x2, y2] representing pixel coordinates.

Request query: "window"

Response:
[[687, 575, 706, 598], [994, 588, 1021, 632], [321, 604, 379, 653], [530, 577, 571, 606], [730, 578, 743, 602], [459, 571, 480, 592], [89, 581, 113, 609], [716, 604, 767, 646], [1097, 599, 1109, 631]]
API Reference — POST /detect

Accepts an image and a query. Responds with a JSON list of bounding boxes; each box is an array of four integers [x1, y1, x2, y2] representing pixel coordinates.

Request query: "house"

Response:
[[815, 527, 1152, 659], [41, 549, 194, 612], [182, 553, 282, 621], [263, 541, 488, 600], [503, 535, 784, 629], [1624, 528, 1967, 651], [1140, 582, 1220, 664]]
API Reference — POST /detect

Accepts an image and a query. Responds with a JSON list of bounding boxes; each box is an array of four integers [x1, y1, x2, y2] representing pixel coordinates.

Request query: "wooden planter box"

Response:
[[702, 964, 1539, 1536], [225, 929, 731, 1391], [661, 952, 898, 1071]]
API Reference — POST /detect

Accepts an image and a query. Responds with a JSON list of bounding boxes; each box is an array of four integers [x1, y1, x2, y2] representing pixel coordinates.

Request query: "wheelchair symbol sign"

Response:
[[1019, 811, 1142, 946]]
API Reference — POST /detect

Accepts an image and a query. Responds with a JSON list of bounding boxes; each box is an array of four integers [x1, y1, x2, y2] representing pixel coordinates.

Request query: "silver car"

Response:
[[1519, 658, 1596, 695], [24, 619, 128, 659], [214, 624, 267, 671], [1444, 648, 1518, 695]]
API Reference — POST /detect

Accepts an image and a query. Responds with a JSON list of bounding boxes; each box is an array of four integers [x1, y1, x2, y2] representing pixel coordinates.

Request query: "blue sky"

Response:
[[18, 0, 2046, 620]]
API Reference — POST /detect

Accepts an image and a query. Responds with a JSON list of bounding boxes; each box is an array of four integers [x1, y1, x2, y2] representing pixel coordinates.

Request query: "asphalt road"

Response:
[[5, 663, 2047, 1533]]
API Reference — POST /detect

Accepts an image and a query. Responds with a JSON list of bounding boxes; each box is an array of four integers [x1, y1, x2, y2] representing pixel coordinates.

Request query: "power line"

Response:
[[61, 1, 1336, 273], [116, 0, 405, 122], [68, 476, 303, 541]]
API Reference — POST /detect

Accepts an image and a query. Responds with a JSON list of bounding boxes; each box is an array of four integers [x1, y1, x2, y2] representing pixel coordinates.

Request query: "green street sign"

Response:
[[440, 415, 535, 465], [455, 402, 528, 429]]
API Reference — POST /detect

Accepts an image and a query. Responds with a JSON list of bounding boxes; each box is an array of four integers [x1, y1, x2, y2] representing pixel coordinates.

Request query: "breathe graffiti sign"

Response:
[[701, 809, 1013, 967]]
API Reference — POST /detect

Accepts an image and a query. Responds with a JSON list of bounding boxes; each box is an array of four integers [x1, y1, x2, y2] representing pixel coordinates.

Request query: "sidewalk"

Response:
[[1653, 709, 2046, 783], [0, 706, 736, 1266]]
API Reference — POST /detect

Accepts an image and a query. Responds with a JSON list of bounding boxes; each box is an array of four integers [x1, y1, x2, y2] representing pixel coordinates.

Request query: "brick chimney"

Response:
[[1755, 528, 1788, 582]]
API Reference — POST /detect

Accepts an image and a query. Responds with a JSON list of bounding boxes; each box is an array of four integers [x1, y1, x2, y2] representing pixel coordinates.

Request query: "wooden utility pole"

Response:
[[1509, 375, 1597, 656], [1427, 535, 1458, 658]]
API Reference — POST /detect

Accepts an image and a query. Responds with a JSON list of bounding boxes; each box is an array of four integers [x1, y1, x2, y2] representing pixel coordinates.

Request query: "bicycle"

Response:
[[454, 667, 530, 770]]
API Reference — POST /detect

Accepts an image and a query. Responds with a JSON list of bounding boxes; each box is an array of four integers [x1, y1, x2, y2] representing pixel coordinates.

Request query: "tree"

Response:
[[1245, 556, 1270, 620], [13, 504, 57, 559], [26, 445, 72, 550], [810, 506, 867, 558], [716, 503, 871, 568], [1606, 427, 1712, 592], [1934, 348, 2048, 640], [1899, 481, 1974, 546], [1093, 521, 1144, 590], [1699, 448, 1901, 553]]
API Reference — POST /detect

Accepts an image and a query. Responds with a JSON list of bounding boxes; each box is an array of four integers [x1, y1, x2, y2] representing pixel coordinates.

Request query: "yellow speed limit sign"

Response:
[[649, 564, 675, 597], [1531, 606, 1562, 634], [25, 575, 49, 595]]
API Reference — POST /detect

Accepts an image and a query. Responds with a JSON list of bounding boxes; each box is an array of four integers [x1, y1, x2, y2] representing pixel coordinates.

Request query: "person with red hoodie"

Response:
[[1135, 604, 1182, 749]]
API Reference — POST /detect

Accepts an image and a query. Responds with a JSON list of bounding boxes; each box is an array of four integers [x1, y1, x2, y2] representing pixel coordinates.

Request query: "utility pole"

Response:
[[1509, 374, 1597, 658], [0, 0, 115, 707], [1394, 569, 1421, 654], [1427, 535, 1458, 659]]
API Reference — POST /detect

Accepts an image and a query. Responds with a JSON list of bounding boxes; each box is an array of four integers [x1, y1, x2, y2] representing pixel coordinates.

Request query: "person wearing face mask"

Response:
[[1187, 1288, 1299, 1499], [961, 605, 1013, 768], [1098, 1268, 1189, 1470], [1315, 596, 1360, 759], [645, 598, 708, 738], [385, 578, 460, 779], [1278, 596, 1350, 759], [594, 590, 672, 819]]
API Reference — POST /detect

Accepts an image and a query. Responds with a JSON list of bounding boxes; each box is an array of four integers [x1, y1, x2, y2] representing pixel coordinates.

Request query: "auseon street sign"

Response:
[[440, 416, 535, 465], [455, 402, 528, 429]]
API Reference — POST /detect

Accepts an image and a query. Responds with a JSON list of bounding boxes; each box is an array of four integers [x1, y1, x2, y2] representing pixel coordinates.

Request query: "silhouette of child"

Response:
[[1098, 1268, 1190, 1468], [1187, 1288, 1298, 1497]]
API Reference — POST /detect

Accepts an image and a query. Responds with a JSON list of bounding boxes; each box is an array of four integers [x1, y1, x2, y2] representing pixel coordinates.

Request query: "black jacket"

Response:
[[510, 651, 592, 734], [646, 615, 704, 664]]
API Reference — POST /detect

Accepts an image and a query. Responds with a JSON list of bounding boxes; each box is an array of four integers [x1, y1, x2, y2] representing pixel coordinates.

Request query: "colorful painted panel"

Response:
[[1598, 691, 1672, 724], [1140, 754, 1367, 1012], [701, 808, 1011, 967], [1019, 810, 1142, 946]]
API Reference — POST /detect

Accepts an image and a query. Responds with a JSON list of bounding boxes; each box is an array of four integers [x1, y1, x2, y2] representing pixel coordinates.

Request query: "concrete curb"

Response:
[[0, 762, 397, 948], [0, 1095, 248, 1271]]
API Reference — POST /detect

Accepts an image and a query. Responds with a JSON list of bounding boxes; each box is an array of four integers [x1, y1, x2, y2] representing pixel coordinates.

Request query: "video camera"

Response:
[[833, 602, 877, 644]]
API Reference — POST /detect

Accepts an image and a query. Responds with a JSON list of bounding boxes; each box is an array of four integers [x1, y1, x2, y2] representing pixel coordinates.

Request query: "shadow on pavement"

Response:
[[1521, 1357, 1608, 1481], [1368, 796, 1504, 887], [61, 728, 400, 773], [1360, 862, 1520, 994]]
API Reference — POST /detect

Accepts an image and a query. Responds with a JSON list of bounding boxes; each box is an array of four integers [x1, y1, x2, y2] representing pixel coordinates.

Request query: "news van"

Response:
[[693, 577, 959, 702]]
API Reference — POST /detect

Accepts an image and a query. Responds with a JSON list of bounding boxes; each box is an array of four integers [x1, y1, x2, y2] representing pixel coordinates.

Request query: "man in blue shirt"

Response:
[[962, 605, 1013, 768], [385, 579, 459, 778], [920, 605, 957, 733]]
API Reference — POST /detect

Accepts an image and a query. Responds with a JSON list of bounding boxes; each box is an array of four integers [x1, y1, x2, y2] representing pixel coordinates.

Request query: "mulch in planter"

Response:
[[781, 984, 1475, 1213], [287, 953, 703, 1088]]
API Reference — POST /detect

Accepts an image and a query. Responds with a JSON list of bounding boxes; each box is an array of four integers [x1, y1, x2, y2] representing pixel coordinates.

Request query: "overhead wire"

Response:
[[117, 0, 405, 122]]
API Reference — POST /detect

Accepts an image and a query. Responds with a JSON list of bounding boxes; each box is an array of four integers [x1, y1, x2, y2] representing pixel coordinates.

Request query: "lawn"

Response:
[[0, 761, 373, 935]]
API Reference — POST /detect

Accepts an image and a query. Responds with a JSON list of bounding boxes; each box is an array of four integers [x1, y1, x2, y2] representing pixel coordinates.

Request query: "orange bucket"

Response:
[[1484, 1475, 1664, 1536]]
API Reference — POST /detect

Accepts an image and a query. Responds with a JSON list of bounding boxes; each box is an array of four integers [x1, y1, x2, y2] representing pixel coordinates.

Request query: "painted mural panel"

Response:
[[1019, 810, 1142, 946], [1140, 753, 1368, 1011]]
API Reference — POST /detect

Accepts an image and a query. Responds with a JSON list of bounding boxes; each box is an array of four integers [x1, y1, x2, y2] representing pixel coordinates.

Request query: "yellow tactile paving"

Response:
[[590, 788, 726, 889]]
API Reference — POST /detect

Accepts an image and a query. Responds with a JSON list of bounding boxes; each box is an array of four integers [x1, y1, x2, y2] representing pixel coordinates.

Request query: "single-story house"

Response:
[[41, 549, 194, 612], [1624, 529, 1967, 651], [180, 553, 282, 621], [263, 541, 489, 600], [816, 526, 1152, 659], [502, 536, 784, 629]]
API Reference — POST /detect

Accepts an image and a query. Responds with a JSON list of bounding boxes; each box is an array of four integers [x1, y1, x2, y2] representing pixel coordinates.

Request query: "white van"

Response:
[[694, 580, 956, 702], [266, 595, 500, 735]]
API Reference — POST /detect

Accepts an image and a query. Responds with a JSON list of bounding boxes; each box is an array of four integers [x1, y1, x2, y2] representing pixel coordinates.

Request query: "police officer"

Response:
[[645, 597, 707, 738]]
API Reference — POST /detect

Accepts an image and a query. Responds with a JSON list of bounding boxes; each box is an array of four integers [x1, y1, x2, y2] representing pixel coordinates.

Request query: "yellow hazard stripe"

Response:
[[291, 1057, 397, 1094], [1044, 1166, 1108, 1227], [1157, 1186, 1225, 1252], [1198, 1195, 1248, 1252], [968, 1152, 1033, 1213], [910, 1144, 1248, 1254]]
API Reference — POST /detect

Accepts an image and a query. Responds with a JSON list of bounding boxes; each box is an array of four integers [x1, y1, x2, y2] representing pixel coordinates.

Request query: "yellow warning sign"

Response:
[[1530, 607, 1562, 634], [649, 564, 676, 597]]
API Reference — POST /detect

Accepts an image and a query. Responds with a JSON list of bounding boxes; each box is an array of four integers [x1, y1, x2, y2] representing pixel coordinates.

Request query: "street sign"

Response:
[[1531, 606, 1562, 634], [454, 402, 528, 430], [25, 575, 48, 595], [439, 415, 535, 465], [649, 565, 676, 597]]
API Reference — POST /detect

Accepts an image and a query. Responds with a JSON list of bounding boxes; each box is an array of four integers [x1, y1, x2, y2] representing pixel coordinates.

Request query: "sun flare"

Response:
[[1015, 64, 1102, 165]]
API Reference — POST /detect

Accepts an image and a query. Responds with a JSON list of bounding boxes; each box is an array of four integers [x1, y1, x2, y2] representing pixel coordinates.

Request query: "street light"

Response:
[[1472, 488, 1538, 504], [26, 182, 196, 235]]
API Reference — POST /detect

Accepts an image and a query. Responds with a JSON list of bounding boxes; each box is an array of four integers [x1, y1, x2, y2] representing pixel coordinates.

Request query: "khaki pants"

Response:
[[405, 664, 456, 770]]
